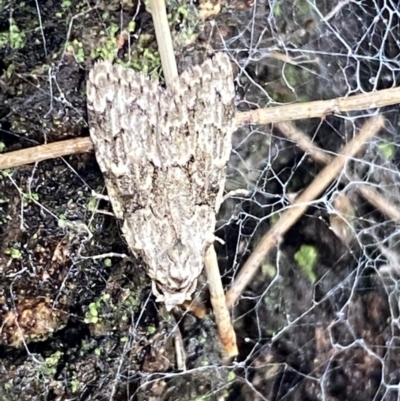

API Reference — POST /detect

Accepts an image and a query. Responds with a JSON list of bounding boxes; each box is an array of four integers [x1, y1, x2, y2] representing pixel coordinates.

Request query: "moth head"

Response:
[[152, 279, 197, 311], [150, 240, 204, 311]]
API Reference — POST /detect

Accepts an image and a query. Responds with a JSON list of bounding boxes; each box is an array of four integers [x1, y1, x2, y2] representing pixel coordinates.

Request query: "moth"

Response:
[[87, 54, 235, 310]]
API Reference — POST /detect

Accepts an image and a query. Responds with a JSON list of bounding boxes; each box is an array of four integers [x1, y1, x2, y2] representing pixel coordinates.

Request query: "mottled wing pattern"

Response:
[[87, 54, 235, 309]]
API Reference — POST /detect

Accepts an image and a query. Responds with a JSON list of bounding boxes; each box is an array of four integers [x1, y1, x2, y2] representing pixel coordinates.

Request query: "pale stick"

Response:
[[276, 121, 400, 223], [204, 245, 238, 357], [2, 86, 400, 170], [235, 86, 400, 125], [225, 115, 385, 308], [0, 137, 94, 170], [149, 0, 237, 357], [149, 0, 178, 85]]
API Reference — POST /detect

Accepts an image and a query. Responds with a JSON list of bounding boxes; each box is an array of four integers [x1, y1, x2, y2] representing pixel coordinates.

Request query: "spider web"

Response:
[[215, 1, 400, 400], [1, 0, 400, 400]]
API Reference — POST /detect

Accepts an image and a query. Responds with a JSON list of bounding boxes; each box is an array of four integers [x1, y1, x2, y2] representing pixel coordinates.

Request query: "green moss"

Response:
[[261, 263, 277, 278], [4, 381, 12, 390], [0, 18, 26, 49], [227, 371, 236, 382], [61, 0, 72, 8], [23, 192, 39, 205], [42, 351, 63, 376], [262, 49, 315, 104], [5, 64, 14, 79], [87, 195, 99, 212], [102, 293, 111, 301], [85, 301, 100, 324], [81, 0, 200, 80], [5, 247, 22, 259], [90, 22, 120, 62], [294, 245, 318, 283], [295, 0, 312, 15], [71, 378, 80, 393], [167, 0, 199, 46], [129, 34, 161, 78], [67, 39, 85, 63], [379, 141, 396, 160], [127, 21, 136, 33], [123, 289, 140, 307], [273, 4, 282, 16]]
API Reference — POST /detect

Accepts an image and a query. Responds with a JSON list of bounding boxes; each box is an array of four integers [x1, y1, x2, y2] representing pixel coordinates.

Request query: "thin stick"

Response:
[[170, 314, 186, 371], [276, 122, 332, 165], [149, 0, 178, 85], [277, 121, 400, 223], [356, 185, 400, 223], [235, 86, 400, 125], [204, 246, 238, 357], [225, 115, 385, 308], [148, 0, 237, 357], [0, 137, 94, 170], [2, 85, 400, 171]]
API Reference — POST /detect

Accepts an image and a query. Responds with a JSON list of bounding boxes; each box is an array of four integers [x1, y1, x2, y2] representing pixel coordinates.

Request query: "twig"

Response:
[[149, 0, 178, 84], [149, 0, 237, 357], [277, 121, 400, 223], [355, 185, 400, 223], [276, 122, 332, 165], [0, 137, 93, 170], [204, 246, 238, 357], [235, 86, 400, 125], [225, 115, 385, 308], [170, 314, 186, 371], [2, 86, 400, 171]]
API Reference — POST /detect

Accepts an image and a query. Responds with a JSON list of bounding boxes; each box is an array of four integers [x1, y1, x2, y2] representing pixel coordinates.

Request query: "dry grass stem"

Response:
[[276, 122, 332, 165], [225, 115, 385, 308], [235, 86, 400, 125], [149, 0, 178, 84], [148, 1, 237, 358], [0, 137, 94, 170], [204, 245, 238, 357], [277, 121, 400, 223], [355, 185, 400, 223], [2, 86, 400, 170], [171, 316, 187, 371]]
